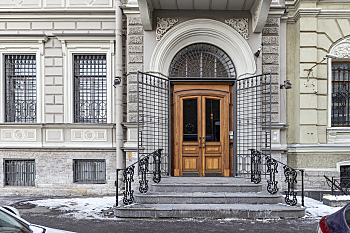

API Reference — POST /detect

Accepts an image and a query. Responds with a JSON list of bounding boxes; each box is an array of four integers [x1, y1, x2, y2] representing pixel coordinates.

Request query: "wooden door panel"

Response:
[[183, 157, 199, 171], [205, 157, 221, 171], [205, 145, 221, 154], [182, 145, 200, 154]]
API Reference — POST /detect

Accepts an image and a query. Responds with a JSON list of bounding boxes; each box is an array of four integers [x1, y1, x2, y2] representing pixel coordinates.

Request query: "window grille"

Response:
[[169, 43, 236, 79], [73, 54, 107, 123], [4, 160, 35, 186], [73, 159, 106, 183], [5, 54, 37, 123], [332, 63, 350, 126], [340, 165, 350, 189]]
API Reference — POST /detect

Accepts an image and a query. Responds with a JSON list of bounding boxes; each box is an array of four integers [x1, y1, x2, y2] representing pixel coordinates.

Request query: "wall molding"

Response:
[[150, 19, 256, 78]]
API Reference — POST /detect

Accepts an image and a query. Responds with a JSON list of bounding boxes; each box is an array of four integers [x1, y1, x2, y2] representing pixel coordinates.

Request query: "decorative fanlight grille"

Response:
[[169, 43, 236, 78]]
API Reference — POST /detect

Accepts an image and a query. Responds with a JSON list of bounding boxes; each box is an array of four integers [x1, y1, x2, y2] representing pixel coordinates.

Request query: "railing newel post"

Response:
[[301, 169, 304, 207], [116, 169, 119, 207]]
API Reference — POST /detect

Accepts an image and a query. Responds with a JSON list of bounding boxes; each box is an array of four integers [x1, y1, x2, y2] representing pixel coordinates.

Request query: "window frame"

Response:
[[73, 159, 106, 184], [0, 36, 45, 123], [73, 54, 108, 124], [329, 61, 350, 127], [4, 54, 38, 123], [58, 36, 114, 124], [4, 159, 36, 187]]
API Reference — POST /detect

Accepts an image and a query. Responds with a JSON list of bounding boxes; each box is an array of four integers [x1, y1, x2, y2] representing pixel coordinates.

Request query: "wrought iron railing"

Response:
[[115, 149, 162, 206], [325, 175, 350, 196], [250, 149, 305, 206]]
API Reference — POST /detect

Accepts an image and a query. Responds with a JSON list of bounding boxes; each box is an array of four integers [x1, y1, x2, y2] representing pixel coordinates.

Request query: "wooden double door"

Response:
[[172, 84, 232, 177]]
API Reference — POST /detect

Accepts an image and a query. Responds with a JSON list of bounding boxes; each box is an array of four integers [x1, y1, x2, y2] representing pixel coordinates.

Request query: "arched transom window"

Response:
[[169, 43, 236, 79]]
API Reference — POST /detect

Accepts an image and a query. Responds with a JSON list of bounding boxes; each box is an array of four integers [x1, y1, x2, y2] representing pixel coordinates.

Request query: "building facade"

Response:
[[0, 0, 291, 196], [286, 0, 350, 190]]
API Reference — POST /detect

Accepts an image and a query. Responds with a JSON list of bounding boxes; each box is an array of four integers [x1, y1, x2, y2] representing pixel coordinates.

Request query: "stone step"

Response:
[[151, 177, 262, 193], [114, 203, 306, 219], [135, 192, 283, 204]]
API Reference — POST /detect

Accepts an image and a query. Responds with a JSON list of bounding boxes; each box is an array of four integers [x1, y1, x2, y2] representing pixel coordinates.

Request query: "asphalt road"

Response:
[[17, 206, 319, 233]]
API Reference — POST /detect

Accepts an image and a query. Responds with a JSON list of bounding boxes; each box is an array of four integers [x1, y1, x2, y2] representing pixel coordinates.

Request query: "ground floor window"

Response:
[[73, 159, 106, 184], [332, 62, 350, 126], [5, 54, 37, 123], [4, 159, 35, 186]]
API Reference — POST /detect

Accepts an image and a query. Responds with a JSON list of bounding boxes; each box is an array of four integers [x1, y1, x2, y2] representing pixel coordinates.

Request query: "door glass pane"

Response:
[[206, 99, 220, 142], [183, 99, 198, 141]]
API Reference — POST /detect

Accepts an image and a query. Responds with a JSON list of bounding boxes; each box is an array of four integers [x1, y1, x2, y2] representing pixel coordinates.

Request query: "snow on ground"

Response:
[[24, 196, 346, 220], [323, 195, 350, 201], [26, 196, 120, 220], [299, 196, 342, 219]]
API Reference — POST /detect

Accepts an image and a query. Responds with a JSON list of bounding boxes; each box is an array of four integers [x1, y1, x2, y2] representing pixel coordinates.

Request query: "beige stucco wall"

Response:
[[287, 1, 350, 145], [286, 1, 350, 188]]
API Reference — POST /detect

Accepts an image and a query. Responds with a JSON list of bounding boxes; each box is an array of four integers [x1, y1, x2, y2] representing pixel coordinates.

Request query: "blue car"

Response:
[[318, 202, 350, 233]]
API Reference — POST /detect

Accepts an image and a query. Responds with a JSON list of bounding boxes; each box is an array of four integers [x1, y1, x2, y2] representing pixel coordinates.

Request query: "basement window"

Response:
[[73, 159, 106, 184], [4, 159, 35, 186]]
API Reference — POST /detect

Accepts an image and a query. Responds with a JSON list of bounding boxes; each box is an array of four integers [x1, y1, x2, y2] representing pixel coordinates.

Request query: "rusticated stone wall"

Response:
[[127, 16, 144, 123], [262, 17, 280, 123], [0, 149, 116, 196]]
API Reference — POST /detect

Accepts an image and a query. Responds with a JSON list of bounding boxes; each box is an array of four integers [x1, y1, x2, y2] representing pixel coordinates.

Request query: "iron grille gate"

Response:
[[137, 72, 170, 175], [137, 72, 271, 177], [236, 73, 272, 177]]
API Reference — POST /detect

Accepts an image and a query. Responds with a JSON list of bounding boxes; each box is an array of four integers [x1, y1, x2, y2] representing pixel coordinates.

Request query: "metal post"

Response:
[[116, 169, 119, 207], [301, 169, 304, 207]]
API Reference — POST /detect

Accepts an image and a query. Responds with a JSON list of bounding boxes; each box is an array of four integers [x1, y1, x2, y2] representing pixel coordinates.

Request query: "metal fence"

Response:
[[137, 72, 170, 175], [236, 73, 272, 177], [73, 159, 106, 184], [4, 159, 35, 186]]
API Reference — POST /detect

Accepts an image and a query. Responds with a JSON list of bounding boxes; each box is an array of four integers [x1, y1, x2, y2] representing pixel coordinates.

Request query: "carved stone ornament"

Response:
[[333, 41, 350, 59], [225, 18, 249, 40], [156, 17, 179, 41], [12, 0, 24, 6], [83, 0, 95, 6]]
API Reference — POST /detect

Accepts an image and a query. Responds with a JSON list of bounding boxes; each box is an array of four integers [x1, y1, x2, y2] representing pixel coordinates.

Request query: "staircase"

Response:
[[114, 177, 305, 219]]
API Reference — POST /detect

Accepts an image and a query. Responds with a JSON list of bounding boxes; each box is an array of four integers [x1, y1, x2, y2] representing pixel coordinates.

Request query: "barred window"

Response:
[[73, 159, 106, 184], [332, 63, 350, 126], [5, 54, 37, 123], [73, 54, 107, 123], [4, 160, 35, 186]]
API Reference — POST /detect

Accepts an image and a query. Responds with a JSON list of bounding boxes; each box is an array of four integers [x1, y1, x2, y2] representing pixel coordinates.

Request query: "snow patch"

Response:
[[26, 196, 120, 220], [323, 195, 350, 201], [299, 196, 342, 219]]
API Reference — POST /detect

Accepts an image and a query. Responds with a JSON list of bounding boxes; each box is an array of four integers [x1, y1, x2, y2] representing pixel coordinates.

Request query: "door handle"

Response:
[[202, 137, 205, 148]]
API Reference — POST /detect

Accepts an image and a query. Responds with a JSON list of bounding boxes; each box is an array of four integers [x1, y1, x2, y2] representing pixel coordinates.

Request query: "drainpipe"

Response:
[[115, 0, 124, 172]]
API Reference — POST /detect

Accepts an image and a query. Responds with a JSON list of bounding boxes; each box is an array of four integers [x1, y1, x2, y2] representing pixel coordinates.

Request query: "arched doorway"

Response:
[[169, 43, 236, 177]]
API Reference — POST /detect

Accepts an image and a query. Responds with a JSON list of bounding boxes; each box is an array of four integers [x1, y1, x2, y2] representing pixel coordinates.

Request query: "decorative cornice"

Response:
[[156, 17, 178, 41], [287, 9, 350, 23], [225, 18, 249, 40]]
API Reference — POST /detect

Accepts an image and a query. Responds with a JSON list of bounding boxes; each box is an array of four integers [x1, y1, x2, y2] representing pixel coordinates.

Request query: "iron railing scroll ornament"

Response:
[[250, 149, 305, 206], [266, 156, 279, 195], [250, 149, 262, 184], [115, 149, 162, 206], [284, 166, 298, 206]]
